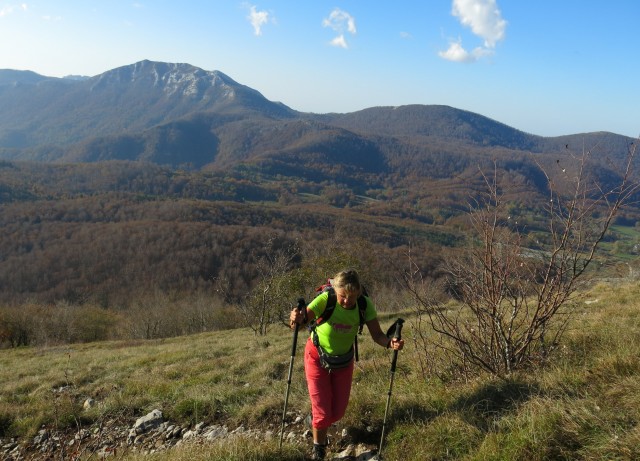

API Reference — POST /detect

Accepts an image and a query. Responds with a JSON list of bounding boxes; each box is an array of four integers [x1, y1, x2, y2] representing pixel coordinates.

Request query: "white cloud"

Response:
[[438, 40, 494, 63], [323, 8, 356, 48], [330, 34, 348, 49], [246, 4, 270, 36], [438, 40, 476, 63], [452, 0, 506, 47], [440, 0, 507, 62], [0, 3, 27, 18]]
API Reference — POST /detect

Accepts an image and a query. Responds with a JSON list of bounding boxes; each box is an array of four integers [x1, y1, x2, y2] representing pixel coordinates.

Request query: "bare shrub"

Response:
[[241, 237, 301, 336], [403, 142, 639, 378]]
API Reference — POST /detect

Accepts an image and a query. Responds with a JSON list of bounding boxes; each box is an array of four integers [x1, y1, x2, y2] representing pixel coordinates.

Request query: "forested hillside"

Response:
[[1, 152, 638, 309], [0, 160, 451, 307]]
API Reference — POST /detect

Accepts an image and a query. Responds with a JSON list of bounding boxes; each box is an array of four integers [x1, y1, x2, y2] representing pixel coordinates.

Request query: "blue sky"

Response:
[[1, 1, 638, 138]]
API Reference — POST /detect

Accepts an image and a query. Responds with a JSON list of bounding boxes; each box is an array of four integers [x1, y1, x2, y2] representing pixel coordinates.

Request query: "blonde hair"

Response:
[[332, 269, 361, 293]]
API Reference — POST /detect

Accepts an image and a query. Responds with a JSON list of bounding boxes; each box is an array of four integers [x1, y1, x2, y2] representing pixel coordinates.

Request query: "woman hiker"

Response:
[[289, 269, 404, 460]]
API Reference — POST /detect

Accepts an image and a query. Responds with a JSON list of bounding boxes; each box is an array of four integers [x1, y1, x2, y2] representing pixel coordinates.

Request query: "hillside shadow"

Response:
[[450, 378, 541, 432], [343, 404, 440, 445], [347, 377, 540, 442]]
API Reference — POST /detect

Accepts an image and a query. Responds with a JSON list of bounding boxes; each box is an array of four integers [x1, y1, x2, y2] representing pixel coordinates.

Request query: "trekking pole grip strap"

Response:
[[386, 318, 404, 341], [394, 318, 404, 341]]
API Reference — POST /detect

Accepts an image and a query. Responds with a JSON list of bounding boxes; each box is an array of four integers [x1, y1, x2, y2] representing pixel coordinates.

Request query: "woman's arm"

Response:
[[366, 318, 404, 350]]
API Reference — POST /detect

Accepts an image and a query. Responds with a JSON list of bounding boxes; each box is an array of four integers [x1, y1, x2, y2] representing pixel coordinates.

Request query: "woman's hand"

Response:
[[388, 337, 404, 351], [289, 309, 302, 329], [289, 307, 314, 329]]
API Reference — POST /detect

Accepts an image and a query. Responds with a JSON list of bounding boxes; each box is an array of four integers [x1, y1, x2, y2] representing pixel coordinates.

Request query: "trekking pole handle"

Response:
[[290, 298, 306, 355], [390, 318, 404, 373], [296, 298, 306, 325], [393, 318, 404, 341]]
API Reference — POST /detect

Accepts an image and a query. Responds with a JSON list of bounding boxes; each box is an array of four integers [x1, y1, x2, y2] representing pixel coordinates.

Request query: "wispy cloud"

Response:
[[42, 15, 62, 22], [245, 4, 270, 36], [0, 3, 27, 18], [322, 8, 356, 49], [439, 0, 507, 63]]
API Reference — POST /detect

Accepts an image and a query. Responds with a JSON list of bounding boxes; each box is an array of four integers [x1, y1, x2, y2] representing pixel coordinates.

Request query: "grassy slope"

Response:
[[2, 282, 640, 460]]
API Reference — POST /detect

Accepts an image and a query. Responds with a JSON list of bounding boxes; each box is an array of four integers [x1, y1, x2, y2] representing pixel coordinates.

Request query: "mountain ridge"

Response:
[[0, 60, 634, 173], [0, 60, 296, 151]]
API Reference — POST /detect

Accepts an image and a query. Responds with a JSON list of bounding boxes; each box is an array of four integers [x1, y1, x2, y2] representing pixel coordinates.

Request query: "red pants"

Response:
[[304, 337, 354, 430]]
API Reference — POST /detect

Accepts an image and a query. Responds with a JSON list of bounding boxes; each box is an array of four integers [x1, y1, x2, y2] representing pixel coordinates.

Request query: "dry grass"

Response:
[[3, 282, 640, 460]]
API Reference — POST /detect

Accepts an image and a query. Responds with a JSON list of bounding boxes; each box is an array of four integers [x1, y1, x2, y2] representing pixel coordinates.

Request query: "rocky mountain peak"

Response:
[[88, 60, 237, 101]]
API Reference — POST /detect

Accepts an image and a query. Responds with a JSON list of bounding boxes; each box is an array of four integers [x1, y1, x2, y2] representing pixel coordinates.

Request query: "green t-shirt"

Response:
[[308, 291, 377, 355]]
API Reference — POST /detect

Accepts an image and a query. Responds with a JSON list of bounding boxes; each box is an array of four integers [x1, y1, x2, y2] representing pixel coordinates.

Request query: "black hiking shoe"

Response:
[[312, 443, 326, 460]]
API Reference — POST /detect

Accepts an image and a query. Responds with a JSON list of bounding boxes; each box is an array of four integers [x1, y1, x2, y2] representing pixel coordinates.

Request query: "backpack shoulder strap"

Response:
[[356, 295, 367, 334], [314, 286, 337, 327], [310, 287, 336, 348]]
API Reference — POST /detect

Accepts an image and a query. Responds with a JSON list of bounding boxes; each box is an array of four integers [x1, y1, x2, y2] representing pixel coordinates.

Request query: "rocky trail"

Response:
[[1, 408, 382, 460]]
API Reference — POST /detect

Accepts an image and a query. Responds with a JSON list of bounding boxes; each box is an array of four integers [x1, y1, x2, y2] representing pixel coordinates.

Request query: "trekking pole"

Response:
[[378, 318, 404, 459], [355, 335, 359, 362], [279, 297, 306, 449]]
